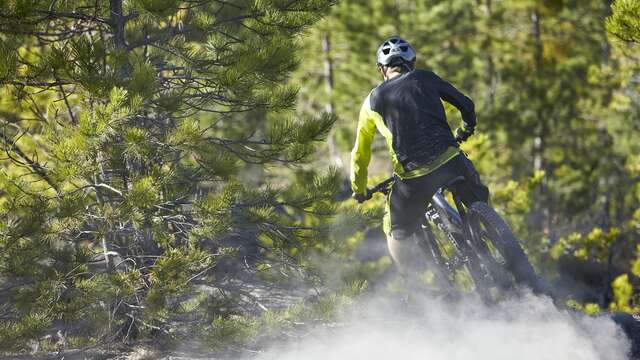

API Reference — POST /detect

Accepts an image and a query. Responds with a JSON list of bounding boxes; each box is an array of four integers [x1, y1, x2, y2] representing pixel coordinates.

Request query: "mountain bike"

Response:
[[364, 175, 544, 302]]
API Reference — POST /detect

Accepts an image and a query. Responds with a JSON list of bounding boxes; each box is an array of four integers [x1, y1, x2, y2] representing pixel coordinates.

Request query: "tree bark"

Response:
[[109, 0, 126, 50], [531, 9, 550, 236], [322, 32, 343, 168], [484, 0, 496, 107], [109, 0, 131, 77]]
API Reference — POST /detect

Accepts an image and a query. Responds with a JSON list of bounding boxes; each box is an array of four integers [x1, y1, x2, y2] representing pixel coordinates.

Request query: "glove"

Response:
[[455, 126, 475, 143], [352, 191, 369, 204]]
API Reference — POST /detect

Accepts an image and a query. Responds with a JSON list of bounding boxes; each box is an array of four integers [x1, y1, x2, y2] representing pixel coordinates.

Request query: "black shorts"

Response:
[[387, 153, 489, 240]]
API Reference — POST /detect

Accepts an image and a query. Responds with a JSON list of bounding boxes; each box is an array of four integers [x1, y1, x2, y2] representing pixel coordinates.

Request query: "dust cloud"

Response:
[[254, 291, 630, 360]]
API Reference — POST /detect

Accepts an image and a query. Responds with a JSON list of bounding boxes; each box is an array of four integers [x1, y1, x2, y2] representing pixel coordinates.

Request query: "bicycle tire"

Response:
[[467, 201, 541, 293], [418, 219, 494, 301]]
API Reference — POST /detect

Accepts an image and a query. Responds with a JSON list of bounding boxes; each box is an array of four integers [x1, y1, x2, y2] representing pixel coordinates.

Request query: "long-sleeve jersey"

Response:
[[350, 69, 476, 194]]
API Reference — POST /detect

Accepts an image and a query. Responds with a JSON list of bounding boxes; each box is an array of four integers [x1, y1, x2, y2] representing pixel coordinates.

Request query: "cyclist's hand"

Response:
[[455, 126, 475, 143], [352, 191, 369, 204]]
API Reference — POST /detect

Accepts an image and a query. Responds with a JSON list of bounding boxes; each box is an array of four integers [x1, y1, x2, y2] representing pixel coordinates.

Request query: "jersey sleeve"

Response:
[[350, 95, 377, 195], [436, 75, 477, 130]]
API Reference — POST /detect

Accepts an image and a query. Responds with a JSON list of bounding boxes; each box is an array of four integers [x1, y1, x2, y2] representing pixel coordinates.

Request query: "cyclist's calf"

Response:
[[387, 230, 427, 276]]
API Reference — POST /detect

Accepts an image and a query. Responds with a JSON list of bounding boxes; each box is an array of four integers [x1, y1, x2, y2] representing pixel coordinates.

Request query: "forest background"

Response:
[[0, 0, 639, 355]]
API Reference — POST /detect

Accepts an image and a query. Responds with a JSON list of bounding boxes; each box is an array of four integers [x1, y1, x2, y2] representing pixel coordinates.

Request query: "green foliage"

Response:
[[199, 283, 365, 351], [132, 0, 180, 17], [607, 0, 640, 43], [0, 312, 52, 351], [566, 299, 602, 315], [610, 274, 635, 312], [193, 182, 242, 239], [147, 248, 214, 310], [550, 227, 620, 262], [204, 315, 259, 351], [0, 39, 18, 78], [129, 60, 156, 99]]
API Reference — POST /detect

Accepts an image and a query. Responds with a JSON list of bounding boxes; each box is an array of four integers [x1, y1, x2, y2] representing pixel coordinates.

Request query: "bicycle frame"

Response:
[[426, 191, 464, 236], [421, 189, 476, 272]]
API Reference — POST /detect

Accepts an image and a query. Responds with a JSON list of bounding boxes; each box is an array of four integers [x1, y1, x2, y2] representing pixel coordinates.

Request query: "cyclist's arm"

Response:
[[436, 75, 477, 131], [350, 95, 377, 195]]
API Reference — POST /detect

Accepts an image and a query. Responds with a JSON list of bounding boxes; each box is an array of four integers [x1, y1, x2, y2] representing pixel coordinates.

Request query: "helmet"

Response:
[[376, 36, 416, 67]]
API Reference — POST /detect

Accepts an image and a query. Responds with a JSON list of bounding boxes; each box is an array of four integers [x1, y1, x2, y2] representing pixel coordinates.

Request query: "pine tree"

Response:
[[0, 0, 337, 349], [607, 0, 640, 43]]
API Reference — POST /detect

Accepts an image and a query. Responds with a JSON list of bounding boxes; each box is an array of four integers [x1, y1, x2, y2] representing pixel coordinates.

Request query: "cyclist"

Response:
[[351, 36, 489, 275]]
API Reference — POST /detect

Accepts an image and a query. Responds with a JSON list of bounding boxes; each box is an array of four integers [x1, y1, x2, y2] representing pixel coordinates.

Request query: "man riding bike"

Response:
[[351, 36, 489, 276]]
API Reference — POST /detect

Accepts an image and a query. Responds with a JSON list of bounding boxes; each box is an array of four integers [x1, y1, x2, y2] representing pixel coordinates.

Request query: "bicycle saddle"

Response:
[[444, 176, 466, 190]]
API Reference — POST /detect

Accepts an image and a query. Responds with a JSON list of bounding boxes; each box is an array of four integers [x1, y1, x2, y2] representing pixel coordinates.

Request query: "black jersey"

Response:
[[350, 69, 476, 194], [369, 69, 476, 171]]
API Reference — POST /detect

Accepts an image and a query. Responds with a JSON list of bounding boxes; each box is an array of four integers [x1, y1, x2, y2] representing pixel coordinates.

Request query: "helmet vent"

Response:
[[376, 36, 416, 66]]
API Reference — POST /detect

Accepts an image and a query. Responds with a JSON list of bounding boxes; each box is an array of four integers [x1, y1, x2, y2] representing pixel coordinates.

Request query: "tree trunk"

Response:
[[531, 9, 550, 236], [322, 32, 343, 168], [109, 0, 126, 50], [109, 0, 131, 77], [484, 0, 496, 107]]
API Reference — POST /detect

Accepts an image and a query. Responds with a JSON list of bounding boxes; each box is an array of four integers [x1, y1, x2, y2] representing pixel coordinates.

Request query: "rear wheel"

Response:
[[466, 202, 542, 294]]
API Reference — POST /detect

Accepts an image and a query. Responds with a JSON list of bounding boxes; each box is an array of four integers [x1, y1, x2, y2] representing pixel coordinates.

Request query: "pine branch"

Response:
[[0, 79, 72, 87], [33, 8, 109, 24], [0, 131, 59, 192], [56, 80, 77, 124]]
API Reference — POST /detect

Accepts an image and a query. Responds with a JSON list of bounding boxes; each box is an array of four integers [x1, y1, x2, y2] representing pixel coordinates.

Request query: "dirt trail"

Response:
[[4, 277, 640, 360]]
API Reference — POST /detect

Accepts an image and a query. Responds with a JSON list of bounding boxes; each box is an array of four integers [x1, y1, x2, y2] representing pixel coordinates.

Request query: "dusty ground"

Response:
[[4, 270, 640, 360], [0, 277, 315, 360]]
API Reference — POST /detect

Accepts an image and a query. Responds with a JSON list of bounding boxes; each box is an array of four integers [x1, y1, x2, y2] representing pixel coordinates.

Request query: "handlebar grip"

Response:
[[368, 186, 390, 196], [355, 177, 394, 203], [368, 177, 394, 196]]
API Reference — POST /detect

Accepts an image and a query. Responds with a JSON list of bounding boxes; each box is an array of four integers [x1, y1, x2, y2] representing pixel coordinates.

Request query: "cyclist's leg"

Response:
[[448, 153, 490, 206], [386, 177, 427, 275], [386, 160, 466, 274]]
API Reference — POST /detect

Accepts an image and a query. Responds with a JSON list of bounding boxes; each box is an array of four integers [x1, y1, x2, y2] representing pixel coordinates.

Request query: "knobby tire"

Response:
[[467, 201, 540, 293]]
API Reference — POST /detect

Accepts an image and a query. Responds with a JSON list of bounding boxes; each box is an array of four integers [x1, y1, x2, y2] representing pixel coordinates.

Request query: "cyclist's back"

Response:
[[368, 69, 473, 171]]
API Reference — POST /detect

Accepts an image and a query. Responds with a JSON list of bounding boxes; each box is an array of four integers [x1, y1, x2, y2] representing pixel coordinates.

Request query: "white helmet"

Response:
[[376, 36, 416, 67]]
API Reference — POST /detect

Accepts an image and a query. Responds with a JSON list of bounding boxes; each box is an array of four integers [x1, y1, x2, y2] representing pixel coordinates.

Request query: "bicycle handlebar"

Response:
[[363, 177, 394, 200]]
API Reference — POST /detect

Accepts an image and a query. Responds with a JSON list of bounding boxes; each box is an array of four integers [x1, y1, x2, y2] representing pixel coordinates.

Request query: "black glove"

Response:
[[352, 191, 369, 204], [455, 126, 475, 143]]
